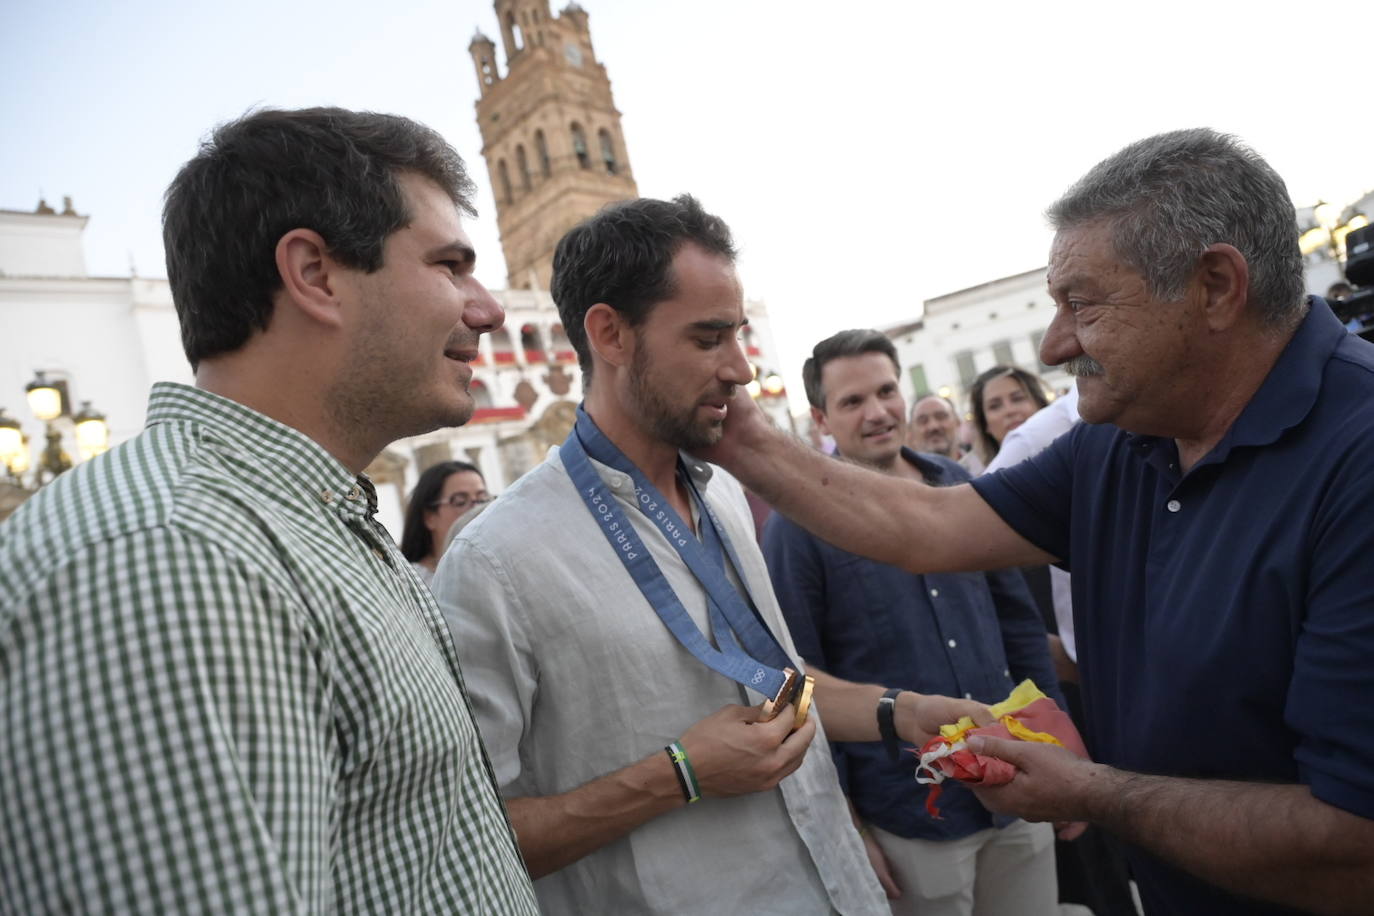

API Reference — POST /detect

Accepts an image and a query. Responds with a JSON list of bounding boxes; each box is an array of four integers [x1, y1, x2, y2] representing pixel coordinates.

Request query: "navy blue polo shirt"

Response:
[[763, 449, 1061, 842], [972, 299, 1374, 916]]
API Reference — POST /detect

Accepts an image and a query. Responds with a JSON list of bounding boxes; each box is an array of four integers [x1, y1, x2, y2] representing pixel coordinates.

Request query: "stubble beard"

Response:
[[329, 324, 474, 447], [628, 348, 729, 452]]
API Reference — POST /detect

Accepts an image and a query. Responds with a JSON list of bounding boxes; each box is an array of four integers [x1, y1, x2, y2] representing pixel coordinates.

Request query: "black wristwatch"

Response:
[[876, 688, 905, 762]]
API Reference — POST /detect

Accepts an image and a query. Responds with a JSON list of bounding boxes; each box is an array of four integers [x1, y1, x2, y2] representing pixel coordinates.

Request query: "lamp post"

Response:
[[1, 372, 110, 501]]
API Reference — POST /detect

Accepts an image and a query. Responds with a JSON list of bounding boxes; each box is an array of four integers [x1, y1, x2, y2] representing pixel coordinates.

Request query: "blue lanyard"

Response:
[[560, 406, 796, 699]]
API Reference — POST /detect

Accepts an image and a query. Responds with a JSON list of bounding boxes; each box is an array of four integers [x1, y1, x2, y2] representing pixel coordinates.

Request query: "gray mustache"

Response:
[[1064, 355, 1105, 377]]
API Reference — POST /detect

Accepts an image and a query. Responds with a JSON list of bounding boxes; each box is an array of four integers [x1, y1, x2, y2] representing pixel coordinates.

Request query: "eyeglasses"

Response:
[[430, 493, 492, 512]]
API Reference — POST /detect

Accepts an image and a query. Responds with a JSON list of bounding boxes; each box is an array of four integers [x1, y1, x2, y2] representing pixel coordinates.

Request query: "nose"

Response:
[[462, 277, 505, 335], [862, 399, 887, 423], [719, 333, 753, 387], [1039, 303, 1081, 367]]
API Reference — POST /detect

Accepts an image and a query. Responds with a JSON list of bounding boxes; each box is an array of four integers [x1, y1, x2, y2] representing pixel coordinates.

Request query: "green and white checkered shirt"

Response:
[[0, 382, 538, 915]]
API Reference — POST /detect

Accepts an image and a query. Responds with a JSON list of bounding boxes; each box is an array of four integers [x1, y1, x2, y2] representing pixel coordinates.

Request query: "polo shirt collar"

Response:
[[1123, 297, 1345, 473], [144, 381, 377, 518]]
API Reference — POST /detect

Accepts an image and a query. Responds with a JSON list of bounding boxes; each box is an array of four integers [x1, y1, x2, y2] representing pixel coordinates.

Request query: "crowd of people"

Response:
[[2, 106, 1372, 916]]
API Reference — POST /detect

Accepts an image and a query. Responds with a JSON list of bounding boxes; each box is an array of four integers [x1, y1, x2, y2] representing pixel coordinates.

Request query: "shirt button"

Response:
[[947, 638, 957, 649], [1003, 668, 1010, 678], [929, 588, 940, 598], [1166, 499, 1182, 513], [319, 489, 335, 504], [346, 485, 361, 501], [964, 692, 973, 699]]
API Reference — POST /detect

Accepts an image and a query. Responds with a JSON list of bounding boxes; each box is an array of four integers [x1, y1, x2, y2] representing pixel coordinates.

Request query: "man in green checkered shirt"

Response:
[[0, 108, 538, 914]]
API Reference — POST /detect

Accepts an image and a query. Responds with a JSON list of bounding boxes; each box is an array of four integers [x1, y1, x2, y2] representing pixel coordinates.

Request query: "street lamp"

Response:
[[25, 371, 63, 422], [74, 402, 110, 459], [1, 372, 110, 491]]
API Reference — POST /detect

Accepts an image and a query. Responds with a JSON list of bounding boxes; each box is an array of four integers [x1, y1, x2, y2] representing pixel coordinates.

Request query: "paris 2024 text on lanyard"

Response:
[[561, 406, 812, 728]]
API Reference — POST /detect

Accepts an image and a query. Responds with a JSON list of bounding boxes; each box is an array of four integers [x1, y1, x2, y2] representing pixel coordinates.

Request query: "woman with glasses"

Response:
[[401, 461, 490, 586]]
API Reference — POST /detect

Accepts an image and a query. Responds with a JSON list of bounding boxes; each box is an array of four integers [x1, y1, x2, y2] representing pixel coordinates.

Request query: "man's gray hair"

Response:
[[1047, 128, 1305, 329]]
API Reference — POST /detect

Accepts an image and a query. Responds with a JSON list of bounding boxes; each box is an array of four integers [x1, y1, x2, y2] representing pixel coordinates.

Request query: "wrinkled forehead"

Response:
[[1048, 220, 1125, 296], [913, 395, 956, 418]]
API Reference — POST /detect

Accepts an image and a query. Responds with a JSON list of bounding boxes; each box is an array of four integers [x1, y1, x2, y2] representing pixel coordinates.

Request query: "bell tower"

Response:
[[470, 1, 638, 290]]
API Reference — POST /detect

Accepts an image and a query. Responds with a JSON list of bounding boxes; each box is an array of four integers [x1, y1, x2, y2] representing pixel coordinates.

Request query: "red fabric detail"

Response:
[[917, 696, 1088, 818]]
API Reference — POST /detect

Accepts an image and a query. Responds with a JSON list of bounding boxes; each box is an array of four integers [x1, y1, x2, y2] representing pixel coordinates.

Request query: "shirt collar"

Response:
[[144, 382, 377, 518], [898, 446, 950, 483], [1122, 297, 1347, 470], [561, 446, 716, 497]]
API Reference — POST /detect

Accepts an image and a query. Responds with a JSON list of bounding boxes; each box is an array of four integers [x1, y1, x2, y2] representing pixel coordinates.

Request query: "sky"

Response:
[[4, 0, 1372, 409]]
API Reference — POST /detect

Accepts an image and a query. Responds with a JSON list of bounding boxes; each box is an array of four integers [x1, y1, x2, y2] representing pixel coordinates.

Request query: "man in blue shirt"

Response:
[[699, 128, 1374, 916], [763, 330, 1062, 916]]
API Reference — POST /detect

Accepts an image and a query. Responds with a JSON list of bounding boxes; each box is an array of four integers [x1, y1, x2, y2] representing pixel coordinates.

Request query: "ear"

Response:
[[1195, 243, 1250, 332], [583, 303, 632, 372], [810, 405, 831, 438], [275, 228, 346, 329]]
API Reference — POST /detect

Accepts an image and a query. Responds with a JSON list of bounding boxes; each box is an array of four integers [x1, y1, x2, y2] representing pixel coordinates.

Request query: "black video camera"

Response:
[[1332, 223, 1374, 342]]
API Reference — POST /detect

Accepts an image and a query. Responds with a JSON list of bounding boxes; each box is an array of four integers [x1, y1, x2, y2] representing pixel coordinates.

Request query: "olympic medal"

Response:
[[791, 674, 815, 732], [758, 667, 799, 722]]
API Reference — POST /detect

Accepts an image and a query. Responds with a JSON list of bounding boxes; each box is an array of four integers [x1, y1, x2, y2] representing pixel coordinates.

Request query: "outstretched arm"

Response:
[[701, 391, 1051, 574], [806, 667, 990, 743]]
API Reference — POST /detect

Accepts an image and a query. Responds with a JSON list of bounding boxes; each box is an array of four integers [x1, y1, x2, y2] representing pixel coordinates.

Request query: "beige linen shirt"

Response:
[[437, 446, 887, 916]]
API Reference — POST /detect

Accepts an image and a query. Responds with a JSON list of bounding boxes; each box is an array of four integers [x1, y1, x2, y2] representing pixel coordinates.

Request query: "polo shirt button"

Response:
[[947, 638, 957, 649], [930, 588, 940, 598], [1167, 499, 1182, 513], [964, 692, 973, 699]]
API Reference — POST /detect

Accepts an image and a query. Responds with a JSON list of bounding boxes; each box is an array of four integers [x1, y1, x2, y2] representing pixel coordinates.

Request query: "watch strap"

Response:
[[877, 687, 904, 762]]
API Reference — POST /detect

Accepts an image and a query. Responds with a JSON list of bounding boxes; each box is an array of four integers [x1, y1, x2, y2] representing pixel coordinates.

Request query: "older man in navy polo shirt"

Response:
[[701, 128, 1374, 916]]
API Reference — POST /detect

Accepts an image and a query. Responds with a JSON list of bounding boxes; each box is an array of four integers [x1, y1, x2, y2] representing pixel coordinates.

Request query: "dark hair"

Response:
[[550, 194, 736, 382], [400, 460, 484, 562], [1047, 128, 1305, 330], [969, 365, 1050, 460], [163, 106, 477, 369], [801, 329, 901, 409]]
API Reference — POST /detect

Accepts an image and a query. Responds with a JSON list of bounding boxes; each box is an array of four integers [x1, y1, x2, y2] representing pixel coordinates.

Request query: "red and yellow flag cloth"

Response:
[[913, 680, 1089, 818]]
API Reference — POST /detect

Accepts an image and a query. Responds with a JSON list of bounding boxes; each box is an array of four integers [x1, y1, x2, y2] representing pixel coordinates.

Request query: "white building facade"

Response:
[[886, 267, 1068, 417]]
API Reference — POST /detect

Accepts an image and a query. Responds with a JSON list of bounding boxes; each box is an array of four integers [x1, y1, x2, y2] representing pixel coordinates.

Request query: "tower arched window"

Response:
[[535, 130, 551, 177], [498, 160, 512, 204], [520, 323, 546, 362], [571, 123, 589, 169], [516, 145, 531, 190], [507, 13, 523, 51], [598, 129, 618, 175], [469, 379, 494, 410]]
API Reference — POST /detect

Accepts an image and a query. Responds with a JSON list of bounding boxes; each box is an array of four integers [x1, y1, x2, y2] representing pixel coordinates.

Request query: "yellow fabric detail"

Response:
[[936, 680, 1051, 742], [988, 680, 1046, 717], [1000, 714, 1064, 747], [939, 717, 976, 741]]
